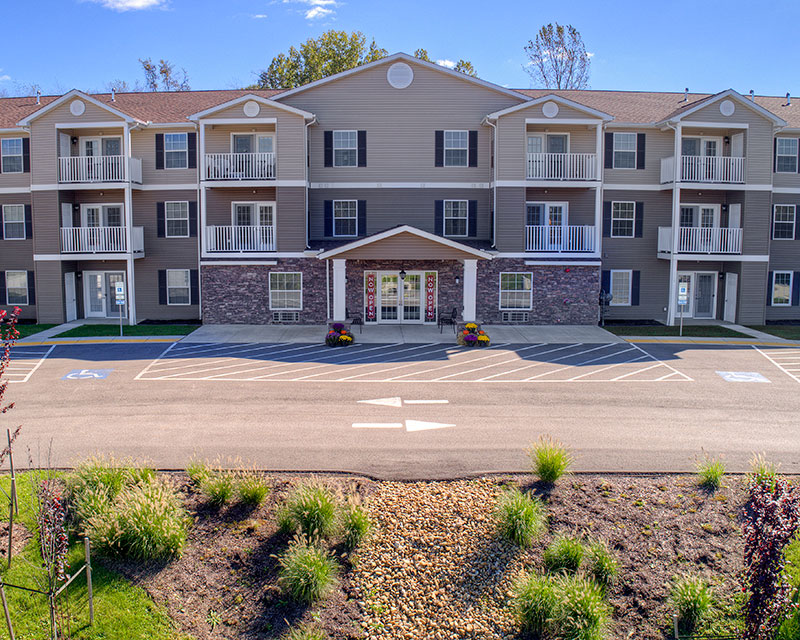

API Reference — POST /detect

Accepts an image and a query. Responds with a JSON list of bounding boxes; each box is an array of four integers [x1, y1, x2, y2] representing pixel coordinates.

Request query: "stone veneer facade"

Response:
[[477, 260, 600, 325]]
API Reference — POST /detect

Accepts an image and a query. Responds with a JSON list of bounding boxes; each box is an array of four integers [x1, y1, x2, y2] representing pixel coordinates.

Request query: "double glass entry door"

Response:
[[677, 271, 717, 319], [84, 271, 126, 318], [379, 273, 422, 322]]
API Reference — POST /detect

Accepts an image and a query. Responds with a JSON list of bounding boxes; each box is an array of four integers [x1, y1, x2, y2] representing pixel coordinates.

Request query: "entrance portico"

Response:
[[317, 225, 492, 323]]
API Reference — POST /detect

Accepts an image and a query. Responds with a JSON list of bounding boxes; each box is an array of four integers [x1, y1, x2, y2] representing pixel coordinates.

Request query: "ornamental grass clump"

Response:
[[186, 459, 210, 485], [68, 455, 155, 499], [237, 473, 270, 507], [696, 455, 726, 490], [528, 435, 573, 484], [278, 482, 339, 541], [495, 486, 547, 547], [278, 537, 338, 604], [749, 453, 779, 489], [587, 540, 619, 591], [511, 571, 558, 635], [283, 624, 329, 640], [341, 503, 371, 550], [201, 470, 237, 508], [669, 575, 713, 634], [544, 535, 585, 575], [552, 574, 611, 640]]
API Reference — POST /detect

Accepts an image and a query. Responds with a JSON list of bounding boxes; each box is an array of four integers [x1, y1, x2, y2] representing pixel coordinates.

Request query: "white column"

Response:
[[199, 123, 207, 256], [123, 124, 136, 325], [462, 259, 478, 322], [595, 122, 603, 181], [332, 259, 346, 321], [666, 123, 682, 325], [594, 185, 603, 256]]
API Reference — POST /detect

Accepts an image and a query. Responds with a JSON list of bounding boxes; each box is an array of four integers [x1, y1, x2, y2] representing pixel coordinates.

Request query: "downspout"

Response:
[[482, 117, 498, 248], [304, 117, 317, 249]]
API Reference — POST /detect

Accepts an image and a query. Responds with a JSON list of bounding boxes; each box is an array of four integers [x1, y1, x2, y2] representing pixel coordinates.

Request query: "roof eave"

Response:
[[187, 93, 315, 121], [16, 89, 141, 127], [486, 93, 614, 121]]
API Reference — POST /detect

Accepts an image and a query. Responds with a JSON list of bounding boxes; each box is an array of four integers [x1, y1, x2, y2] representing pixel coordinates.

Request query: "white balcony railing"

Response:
[[129, 157, 142, 184], [526, 152, 597, 180], [660, 156, 675, 184], [661, 156, 746, 184], [204, 153, 276, 180], [525, 225, 596, 253], [206, 225, 275, 252], [61, 226, 127, 253], [58, 155, 131, 183], [657, 227, 743, 254]]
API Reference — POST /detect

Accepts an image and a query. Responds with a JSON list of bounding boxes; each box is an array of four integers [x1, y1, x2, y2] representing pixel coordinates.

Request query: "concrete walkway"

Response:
[[18, 321, 82, 342]]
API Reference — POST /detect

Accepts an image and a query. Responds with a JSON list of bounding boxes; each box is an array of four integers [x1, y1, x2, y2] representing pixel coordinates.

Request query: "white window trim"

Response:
[[229, 132, 275, 154], [773, 204, 796, 240], [609, 269, 633, 306], [524, 201, 569, 227], [78, 134, 123, 157], [2, 204, 26, 240], [610, 201, 636, 238], [681, 135, 723, 157], [772, 270, 793, 307], [333, 130, 358, 168], [443, 199, 469, 238], [80, 203, 125, 227], [612, 132, 638, 170], [165, 268, 191, 306], [498, 272, 533, 311], [775, 138, 799, 173], [230, 201, 276, 227], [268, 272, 303, 311], [0, 138, 24, 174], [165, 201, 190, 238], [332, 199, 358, 238], [678, 203, 721, 228], [164, 132, 189, 170], [526, 132, 571, 154], [5, 270, 28, 306], [443, 130, 469, 167]]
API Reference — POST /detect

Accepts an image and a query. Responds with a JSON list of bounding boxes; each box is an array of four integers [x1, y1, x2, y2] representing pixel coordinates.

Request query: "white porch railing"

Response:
[[526, 153, 597, 180], [206, 225, 276, 252], [661, 155, 746, 183], [61, 226, 127, 253], [525, 225, 596, 252], [657, 226, 743, 254], [204, 153, 276, 180], [58, 155, 129, 183]]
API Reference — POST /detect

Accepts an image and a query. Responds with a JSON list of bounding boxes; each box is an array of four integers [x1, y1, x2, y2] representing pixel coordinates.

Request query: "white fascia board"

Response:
[[200, 260, 279, 266], [0, 187, 31, 194], [487, 94, 613, 120], [524, 259, 602, 266], [677, 182, 772, 191], [194, 117, 278, 125], [200, 252, 310, 260], [601, 184, 667, 191], [309, 181, 489, 189], [34, 253, 129, 261], [659, 89, 786, 127], [523, 180, 601, 189], [0, 128, 26, 134], [134, 183, 199, 191], [139, 122, 197, 129], [773, 187, 800, 194], [673, 253, 770, 262], [188, 94, 314, 120], [524, 118, 605, 126], [17, 89, 140, 126], [678, 121, 749, 129], [201, 180, 306, 188]]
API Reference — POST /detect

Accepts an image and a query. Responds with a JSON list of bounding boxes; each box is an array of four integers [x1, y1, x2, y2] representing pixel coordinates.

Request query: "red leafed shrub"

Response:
[[742, 474, 800, 640], [0, 306, 21, 416]]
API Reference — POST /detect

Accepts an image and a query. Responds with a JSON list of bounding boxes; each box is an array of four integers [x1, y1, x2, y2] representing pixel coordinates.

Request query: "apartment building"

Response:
[[1, 52, 799, 327]]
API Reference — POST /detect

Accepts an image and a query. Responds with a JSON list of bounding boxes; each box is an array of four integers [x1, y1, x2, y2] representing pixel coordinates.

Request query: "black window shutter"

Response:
[[468, 131, 478, 168], [323, 200, 333, 236], [434, 200, 444, 235], [635, 202, 644, 238], [190, 269, 199, 305], [27, 270, 35, 305], [604, 132, 614, 169], [795, 215, 800, 240], [156, 202, 166, 238], [601, 270, 610, 294], [357, 131, 367, 167], [155, 134, 164, 170], [0, 217, 3, 239], [631, 270, 640, 306], [468, 200, 477, 237], [773, 139, 777, 173], [324, 131, 333, 167], [0, 272, 5, 304], [636, 133, 646, 170], [793, 272, 800, 306], [187, 133, 197, 169], [158, 270, 167, 305], [771, 209, 776, 240], [797, 138, 800, 173], [189, 201, 198, 237], [24, 205, 32, 239], [434, 131, 444, 167], [767, 271, 774, 305], [22, 138, 30, 173], [602, 201, 612, 237], [357, 200, 367, 237]]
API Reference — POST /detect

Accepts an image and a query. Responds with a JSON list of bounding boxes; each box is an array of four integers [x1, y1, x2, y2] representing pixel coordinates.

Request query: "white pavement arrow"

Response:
[[357, 397, 449, 407], [404, 420, 456, 432]]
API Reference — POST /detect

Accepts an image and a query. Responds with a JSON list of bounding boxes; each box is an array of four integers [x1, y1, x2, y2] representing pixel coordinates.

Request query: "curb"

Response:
[[18, 337, 183, 346], [623, 337, 796, 347]]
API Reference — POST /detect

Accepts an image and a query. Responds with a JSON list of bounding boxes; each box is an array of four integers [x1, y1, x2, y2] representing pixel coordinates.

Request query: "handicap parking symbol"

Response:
[[716, 371, 770, 383], [62, 369, 113, 380]]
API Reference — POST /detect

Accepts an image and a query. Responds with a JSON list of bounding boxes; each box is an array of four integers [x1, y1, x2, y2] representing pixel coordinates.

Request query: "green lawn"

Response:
[[8, 324, 58, 339], [55, 324, 198, 338], [603, 324, 749, 338], [747, 325, 800, 340], [0, 474, 189, 640]]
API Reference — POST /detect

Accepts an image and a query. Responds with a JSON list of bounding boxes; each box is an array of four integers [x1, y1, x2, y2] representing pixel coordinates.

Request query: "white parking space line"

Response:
[[628, 343, 693, 381], [474, 344, 582, 381], [566, 354, 649, 381], [288, 343, 446, 380], [248, 343, 407, 380], [381, 343, 516, 381], [147, 342, 313, 374], [333, 344, 458, 381], [430, 343, 548, 381], [5, 345, 56, 384], [753, 346, 800, 384], [523, 345, 633, 381]]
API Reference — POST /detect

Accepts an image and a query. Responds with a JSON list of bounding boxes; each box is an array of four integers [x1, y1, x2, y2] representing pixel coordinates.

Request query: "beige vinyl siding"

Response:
[[332, 232, 484, 260], [31, 190, 59, 254], [769, 195, 800, 267], [772, 136, 800, 189], [0, 134, 31, 189], [276, 187, 306, 251], [524, 102, 594, 120], [524, 187, 596, 225], [603, 128, 672, 186], [495, 186, 526, 251], [738, 261, 768, 324], [133, 127, 197, 186], [0, 193, 35, 319], [281, 61, 520, 183], [309, 188, 490, 241], [33, 260, 66, 323], [203, 124, 276, 154], [740, 190, 771, 255], [205, 186, 277, 226]]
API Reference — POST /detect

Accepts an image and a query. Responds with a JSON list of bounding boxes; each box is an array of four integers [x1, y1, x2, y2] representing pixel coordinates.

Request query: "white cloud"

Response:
[[305, 5, 332, 19], [279, 0, 339, 21], [252, 13, 268, 18], [84, 0, 166, 10], [436, 59, 456, 69], [0, 75, 10, 82], [587, 52, 595, 58]]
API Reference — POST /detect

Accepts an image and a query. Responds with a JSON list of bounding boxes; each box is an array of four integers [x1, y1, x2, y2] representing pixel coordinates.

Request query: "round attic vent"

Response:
[[243, 100, 260, 117], [387, 62, 414, 89], [69, 99, 85, 116], [719, 100, 735, 116], [542, 101, 559, 118]]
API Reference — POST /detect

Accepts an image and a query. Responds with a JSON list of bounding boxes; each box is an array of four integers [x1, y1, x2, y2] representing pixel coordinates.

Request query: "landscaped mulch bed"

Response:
[[103, 473, 748, 639]]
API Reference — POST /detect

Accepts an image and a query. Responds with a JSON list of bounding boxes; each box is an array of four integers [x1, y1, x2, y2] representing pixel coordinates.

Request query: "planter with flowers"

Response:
[[325, 322, 355, 347], [457, 322, 490, 348]]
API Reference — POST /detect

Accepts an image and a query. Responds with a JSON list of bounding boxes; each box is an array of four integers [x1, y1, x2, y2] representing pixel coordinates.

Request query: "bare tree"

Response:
[[138, 58, 190, 92], [524, 23, 591, 89]]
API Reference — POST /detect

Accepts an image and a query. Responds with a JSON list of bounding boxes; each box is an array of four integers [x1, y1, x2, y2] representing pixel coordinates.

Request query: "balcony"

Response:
[[660, 155, 745, 184], [204, 153, 275, 181], [525, 225, 596, 253], [206, 225, 275, 252], [658, 227, 742, 255], [526, 153, 597, 181], [58, 156, 142, 184], [60, 226, 144, 255]]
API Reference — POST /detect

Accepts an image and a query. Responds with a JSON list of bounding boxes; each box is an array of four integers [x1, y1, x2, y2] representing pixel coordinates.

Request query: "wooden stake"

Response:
[[0, 583, 14, 640], [49, 594, 57, 640], [6, 480, 13, 570], [5, 431, 17, 517], [84, 537, 94, 626]]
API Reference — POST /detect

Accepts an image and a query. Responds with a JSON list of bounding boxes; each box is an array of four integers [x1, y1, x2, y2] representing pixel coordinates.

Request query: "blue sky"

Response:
[[3, 0, 799, 96]]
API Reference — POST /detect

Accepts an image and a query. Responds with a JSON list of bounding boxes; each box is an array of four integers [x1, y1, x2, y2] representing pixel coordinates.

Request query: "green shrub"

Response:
[[696, 456, 726, 490], [552, 574, 611, 640], [587, 540, 618, 590], [669, 575, 712, 633], [544, 535, 585, 575], [283, 624, 328, 640], [528, 435, 573, 483], [342, 504, 371, 550], [749, 453, 779, 488], [511, 571, 558, 635], [279, 483, 339, 540], [68, 455, 155, 498], [237, 473, 270, 507], [495, 486, 547, 547], [186, 459, 210, 486], [278, 539, 338, 603], [202, 472, 236, 508]]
